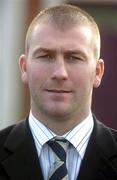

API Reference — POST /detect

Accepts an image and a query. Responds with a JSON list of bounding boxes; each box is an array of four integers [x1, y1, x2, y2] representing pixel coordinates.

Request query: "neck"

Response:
[[31, 109, 90, 135]]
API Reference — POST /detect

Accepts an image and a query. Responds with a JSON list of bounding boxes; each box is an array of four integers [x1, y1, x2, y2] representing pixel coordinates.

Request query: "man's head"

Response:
[[26, 4, 100, 60], [19, 4, 104, 133]]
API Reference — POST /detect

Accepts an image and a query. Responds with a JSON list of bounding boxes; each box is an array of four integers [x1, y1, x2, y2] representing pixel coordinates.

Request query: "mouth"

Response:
[[46, 89, 72, 95], [44, 89, 73, 101], [45, 89, 72, 93]]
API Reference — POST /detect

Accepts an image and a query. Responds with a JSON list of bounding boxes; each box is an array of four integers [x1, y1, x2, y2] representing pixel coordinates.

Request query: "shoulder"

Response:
[[93, 118, 117, 153], [0, 120, 27, 149], [96, 119, 117, 139], [0, 125, 15, 146]]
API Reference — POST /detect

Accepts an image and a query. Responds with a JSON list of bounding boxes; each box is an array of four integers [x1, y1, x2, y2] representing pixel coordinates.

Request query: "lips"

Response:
[[46, 89, 72, 93]]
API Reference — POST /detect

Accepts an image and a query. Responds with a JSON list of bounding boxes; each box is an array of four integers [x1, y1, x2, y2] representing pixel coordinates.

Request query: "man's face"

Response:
[[20, 23, 104, 122]]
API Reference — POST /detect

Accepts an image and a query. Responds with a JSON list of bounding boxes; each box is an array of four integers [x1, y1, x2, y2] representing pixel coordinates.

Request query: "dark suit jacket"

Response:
[[0, 117, 117, 180]]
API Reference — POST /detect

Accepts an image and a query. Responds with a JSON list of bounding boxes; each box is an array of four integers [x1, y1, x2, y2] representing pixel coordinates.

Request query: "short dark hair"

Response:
[[26, 4, 100, 59]]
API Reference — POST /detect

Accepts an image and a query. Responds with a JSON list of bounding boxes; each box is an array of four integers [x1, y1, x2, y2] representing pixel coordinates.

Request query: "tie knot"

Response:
[[48, 139, 69, 161]]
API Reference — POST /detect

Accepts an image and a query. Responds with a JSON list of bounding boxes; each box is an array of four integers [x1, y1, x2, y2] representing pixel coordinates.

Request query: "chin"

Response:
[[38, 102, 73, 119], [45, 108, 72, 120]]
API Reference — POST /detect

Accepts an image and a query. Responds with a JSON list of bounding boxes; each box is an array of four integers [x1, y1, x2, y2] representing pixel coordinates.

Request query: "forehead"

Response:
[[29, 23, 93, 51]]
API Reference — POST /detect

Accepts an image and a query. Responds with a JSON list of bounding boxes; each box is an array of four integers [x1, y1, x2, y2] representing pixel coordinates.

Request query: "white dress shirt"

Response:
[[29, 111, 94, 180]]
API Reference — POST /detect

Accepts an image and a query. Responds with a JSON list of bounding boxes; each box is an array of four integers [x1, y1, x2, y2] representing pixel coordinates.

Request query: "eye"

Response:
[[68, 55, 83, 62], [71, 56, 80, 60], [35, 54, 52, 60]]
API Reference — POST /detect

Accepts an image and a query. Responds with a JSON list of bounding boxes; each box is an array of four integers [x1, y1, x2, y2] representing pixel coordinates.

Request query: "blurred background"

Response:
[[0, 0, 117, 130]]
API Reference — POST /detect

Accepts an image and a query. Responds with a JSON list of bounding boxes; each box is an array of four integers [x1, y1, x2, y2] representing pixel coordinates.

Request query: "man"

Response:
[[0, 4, 117, 180]]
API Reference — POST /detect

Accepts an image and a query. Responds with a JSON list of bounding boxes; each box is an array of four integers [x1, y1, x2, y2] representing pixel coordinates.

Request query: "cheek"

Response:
[[27, 64, 51, 91], [71, 66, 95, 88], [28, 64, 46, 80], [70, 67, 85, 83]]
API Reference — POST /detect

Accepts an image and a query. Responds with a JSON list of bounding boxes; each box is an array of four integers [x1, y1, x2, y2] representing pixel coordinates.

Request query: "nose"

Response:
[[51, 58, 68, 81]]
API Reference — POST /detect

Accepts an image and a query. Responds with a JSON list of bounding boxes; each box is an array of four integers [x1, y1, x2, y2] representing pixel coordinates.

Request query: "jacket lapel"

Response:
[[78, 118, 117, 180], [1, 120, 44, 180]]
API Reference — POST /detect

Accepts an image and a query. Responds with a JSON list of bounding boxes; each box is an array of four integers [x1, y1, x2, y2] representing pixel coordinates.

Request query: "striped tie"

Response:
[[48, 139, 69, 180]]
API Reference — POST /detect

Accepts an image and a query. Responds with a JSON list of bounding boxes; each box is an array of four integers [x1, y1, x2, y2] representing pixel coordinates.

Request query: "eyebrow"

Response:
[[33, 47, 55, 55], [32, 47, 88, 59]]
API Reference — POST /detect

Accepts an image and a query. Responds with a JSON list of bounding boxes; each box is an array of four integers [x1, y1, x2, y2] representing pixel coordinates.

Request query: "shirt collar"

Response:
[[29, 111, 94, 159]]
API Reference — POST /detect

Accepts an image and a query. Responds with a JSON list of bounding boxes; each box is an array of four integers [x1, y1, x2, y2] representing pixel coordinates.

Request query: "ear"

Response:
[[93, 58, 104, 88], [19, 54, 28, 84]]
